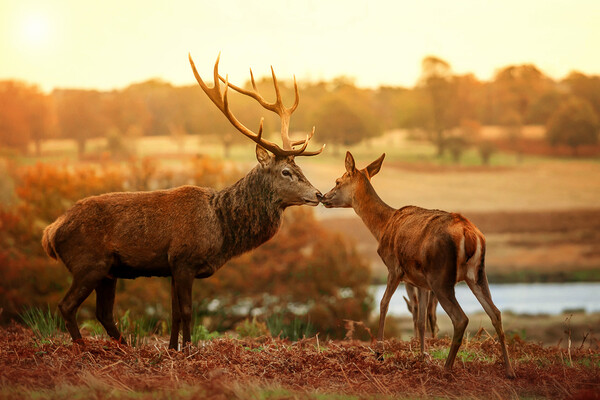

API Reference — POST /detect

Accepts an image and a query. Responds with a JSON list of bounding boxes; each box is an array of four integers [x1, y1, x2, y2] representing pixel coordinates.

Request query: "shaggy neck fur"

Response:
[[210, 165, 283, 259]]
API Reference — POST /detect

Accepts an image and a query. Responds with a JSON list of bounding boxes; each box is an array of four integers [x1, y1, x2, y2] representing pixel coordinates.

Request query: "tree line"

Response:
[[1, 56, 599, 158]]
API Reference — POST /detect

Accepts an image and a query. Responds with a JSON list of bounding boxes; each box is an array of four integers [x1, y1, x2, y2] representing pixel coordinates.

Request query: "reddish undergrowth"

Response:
[[1, 324, 599, 399]]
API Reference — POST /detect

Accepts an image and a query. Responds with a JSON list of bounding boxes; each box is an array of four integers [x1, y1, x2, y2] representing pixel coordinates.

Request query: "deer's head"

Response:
[[255, 146, 322, 206], [189, 53, 324, 207], [321, 152, 385, 208]]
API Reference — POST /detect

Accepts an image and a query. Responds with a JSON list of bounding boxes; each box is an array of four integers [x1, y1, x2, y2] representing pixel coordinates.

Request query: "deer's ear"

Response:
[[365, 153, 385, 178], [256, 145, 273, 167], [345, 151, 356, 174]]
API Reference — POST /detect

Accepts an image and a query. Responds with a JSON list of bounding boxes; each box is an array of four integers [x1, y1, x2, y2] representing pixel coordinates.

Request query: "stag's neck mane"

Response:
[[211, 165, 283, 259], [352, 177, 395, 241]]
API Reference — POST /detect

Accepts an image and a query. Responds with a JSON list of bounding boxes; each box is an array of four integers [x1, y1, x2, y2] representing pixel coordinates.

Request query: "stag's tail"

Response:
[[41, 217, 64, 261]]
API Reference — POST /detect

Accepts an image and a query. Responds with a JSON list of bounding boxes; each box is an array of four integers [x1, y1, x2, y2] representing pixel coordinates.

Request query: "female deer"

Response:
[[321, 152, 515, 378]]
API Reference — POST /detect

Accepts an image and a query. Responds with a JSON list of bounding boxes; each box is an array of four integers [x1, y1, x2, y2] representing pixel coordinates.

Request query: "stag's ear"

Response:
[[365, 153, 385, 179], [345, 151, 356, 174], [256, 145, 273, 168]]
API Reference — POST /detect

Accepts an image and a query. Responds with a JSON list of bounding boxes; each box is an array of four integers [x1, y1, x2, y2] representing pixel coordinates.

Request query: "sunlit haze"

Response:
[[1, 0, 599, 92]]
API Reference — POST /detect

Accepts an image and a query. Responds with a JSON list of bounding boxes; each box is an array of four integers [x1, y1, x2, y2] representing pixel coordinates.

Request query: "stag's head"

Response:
[[189, 53, 324, 207], [321, 152, 385, 208]]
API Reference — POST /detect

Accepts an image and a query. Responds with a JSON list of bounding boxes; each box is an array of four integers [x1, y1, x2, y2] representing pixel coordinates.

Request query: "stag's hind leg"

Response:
[[59, 267, 108, 342], [95, 277, 125, 344], [466, 272, 515, 378]]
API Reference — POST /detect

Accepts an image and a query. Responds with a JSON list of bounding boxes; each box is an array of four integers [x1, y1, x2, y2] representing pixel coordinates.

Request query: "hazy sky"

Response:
[[1, 0, 598, 92]]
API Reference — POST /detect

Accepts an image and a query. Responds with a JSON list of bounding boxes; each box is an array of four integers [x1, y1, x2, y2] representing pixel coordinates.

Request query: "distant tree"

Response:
[[314, 97, 376, 153], [0, 81, 52, 154], [417, 56, 456, 156], [53, 89, 106, 157], [546, 97, 599, 156], [527, 90, 564, 125], [500, 109, 524, 162], [102, 88, 152, 138], [478, 140, 497, 165], [492, 64, 551, 124], [563, 72, 600, 117]]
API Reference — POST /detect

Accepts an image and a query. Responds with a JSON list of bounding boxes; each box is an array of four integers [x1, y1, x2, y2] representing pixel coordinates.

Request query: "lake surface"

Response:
[[371, 282, 600, 316]]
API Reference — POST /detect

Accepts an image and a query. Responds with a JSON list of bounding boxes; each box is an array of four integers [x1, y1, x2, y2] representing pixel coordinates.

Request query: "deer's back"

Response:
[[377, 206, 484, 287], [51, 185, 221, 276]]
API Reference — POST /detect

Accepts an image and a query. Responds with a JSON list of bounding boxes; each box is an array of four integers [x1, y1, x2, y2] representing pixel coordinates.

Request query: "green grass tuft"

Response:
[[20, 306, 65, 343]]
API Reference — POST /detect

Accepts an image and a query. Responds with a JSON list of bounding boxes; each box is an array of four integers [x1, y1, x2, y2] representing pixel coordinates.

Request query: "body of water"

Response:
[[372, 282, 600, 316]]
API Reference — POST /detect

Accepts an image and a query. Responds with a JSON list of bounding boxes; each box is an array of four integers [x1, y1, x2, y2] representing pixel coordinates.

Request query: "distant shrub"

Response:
[[235, 317, 270, 339]]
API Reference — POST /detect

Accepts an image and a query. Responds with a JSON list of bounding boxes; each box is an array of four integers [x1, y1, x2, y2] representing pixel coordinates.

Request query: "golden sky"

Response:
[[1, 0, 598, 92]]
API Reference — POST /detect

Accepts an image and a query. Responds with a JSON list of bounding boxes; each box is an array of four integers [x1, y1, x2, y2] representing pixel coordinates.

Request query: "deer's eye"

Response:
[[282, 169, 292, 178]]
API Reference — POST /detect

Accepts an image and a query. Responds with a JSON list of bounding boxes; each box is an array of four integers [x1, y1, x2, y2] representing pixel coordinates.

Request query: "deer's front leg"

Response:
[[172, 270, 195, 348], [169, 277, 181, 350], [377, 271, 402, 341]]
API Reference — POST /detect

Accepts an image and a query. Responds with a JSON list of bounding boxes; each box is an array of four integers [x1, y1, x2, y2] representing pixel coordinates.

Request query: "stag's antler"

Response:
[[189, 53, 324, 157]]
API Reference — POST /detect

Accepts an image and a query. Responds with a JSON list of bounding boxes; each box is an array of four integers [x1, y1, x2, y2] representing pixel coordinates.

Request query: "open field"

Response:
[[1, 325, 599, 399], [323, 209, 600, 281], [9, 133, 600, 282]]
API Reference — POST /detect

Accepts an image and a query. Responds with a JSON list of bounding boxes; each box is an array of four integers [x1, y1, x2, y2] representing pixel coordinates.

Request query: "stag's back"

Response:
[[42, 185, 220, 275]]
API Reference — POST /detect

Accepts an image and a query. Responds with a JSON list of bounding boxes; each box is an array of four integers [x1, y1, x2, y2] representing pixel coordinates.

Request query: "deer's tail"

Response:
[[41, 217, 63, 261]]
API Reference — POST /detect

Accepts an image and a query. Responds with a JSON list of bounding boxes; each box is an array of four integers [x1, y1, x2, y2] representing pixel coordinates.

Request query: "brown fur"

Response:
[[42, 151, 321, 349], [322, 152, 515, 378]]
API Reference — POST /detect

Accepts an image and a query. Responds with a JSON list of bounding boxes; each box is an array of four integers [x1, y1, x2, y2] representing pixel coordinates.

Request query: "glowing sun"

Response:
[[20, 13, 52, 48]]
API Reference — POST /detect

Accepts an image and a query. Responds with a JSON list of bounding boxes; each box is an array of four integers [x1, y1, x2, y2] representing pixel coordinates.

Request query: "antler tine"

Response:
[[191, 53, 323, 157], [297, 143, 326, 157], [289, 75, 300, 113], [291, 126, 315, 147]]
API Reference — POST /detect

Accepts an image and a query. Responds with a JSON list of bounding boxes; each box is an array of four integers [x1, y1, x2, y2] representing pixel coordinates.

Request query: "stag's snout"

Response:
[[304, 190, 323, 206]]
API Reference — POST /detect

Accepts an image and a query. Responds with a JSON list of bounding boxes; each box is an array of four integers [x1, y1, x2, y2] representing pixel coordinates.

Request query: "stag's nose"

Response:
[[315, 191, 323, 202]]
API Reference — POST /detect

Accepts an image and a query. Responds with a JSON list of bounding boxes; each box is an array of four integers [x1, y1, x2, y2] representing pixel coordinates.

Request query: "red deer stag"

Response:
[[42, 54, 324, 350], [321, 152, 515, 378], [404, 284, 438, 339]]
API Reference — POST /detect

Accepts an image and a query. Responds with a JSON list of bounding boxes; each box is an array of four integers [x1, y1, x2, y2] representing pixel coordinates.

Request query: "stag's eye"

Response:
[[282, 169, 292, 178]]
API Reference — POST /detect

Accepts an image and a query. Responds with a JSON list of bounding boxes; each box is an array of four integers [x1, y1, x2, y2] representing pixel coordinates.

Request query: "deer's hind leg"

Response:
[[95, 277, 125, 344], [416, 287, 430, 356], [427, 292, 439, 338], [377, 270, 402, 341], [466, 270, 515, 378], [59, 262, 110, 343]]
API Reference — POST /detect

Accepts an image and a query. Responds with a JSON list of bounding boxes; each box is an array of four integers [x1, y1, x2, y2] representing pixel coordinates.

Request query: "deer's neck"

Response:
[[211, 166, 283, 259], [352, 180, 395, 242]]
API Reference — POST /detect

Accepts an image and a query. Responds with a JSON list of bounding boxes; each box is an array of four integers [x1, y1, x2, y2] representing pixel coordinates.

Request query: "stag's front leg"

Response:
[[169, 277, 181, 350], [172, 270, 195, 348]]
